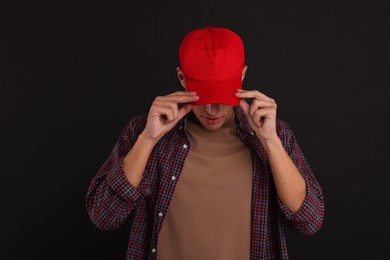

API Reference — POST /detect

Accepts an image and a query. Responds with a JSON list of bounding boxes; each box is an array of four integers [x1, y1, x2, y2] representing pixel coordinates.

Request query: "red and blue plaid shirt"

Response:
[[86, 106, 324, 259]]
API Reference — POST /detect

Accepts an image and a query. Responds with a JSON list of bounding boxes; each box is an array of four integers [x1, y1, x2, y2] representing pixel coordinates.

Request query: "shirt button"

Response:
[[171, 176, 176, 181], [183, 144, 188, 149], [151, 248, 156, 253], [158, 212, 163, 217], [250, 131, 254, 135]]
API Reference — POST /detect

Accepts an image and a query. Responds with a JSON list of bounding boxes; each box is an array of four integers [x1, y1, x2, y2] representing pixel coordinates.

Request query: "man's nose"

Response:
[[205, 104, 219, 115]]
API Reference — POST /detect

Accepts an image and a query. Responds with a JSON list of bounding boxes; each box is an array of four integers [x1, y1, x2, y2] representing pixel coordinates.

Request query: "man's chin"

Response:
[[200, 120, 224, 131]]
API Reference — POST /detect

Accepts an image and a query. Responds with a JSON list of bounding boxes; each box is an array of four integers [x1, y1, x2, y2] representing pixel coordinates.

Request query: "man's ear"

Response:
[[176, 66, 186, 89], [242, 65, 248, 81]]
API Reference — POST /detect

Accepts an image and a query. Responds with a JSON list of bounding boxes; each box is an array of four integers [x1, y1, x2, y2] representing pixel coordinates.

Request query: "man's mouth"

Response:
[[204, 116, 222, 124]]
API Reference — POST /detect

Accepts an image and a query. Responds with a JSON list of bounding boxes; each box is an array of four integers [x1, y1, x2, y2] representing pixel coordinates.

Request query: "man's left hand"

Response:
[[235, 89, 278, 142]]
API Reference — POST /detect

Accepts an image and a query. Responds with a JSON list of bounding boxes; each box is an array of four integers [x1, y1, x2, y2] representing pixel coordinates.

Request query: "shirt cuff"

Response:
[[277, 179, 323, 223]]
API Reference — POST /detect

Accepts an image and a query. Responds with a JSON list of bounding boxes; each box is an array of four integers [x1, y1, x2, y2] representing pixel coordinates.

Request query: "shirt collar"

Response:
[[180, 106, 267, 165], [233, 106, 255, 135]]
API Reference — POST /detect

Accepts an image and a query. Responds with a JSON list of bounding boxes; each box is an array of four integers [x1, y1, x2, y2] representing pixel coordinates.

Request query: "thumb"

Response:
[[164, 104, 193, 131], [238, 99, 250, 116], [177, 103, 193, 120]]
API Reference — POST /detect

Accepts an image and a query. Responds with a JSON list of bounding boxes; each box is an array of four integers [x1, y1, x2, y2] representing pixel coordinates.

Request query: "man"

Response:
[[86, 26, 324, 259]]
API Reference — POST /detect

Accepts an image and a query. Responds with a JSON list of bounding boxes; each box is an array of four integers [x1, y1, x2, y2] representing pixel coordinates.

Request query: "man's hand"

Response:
[[141, 91, 199, 143], [235, 89, 278, 142], [236, 89, 307, 213]]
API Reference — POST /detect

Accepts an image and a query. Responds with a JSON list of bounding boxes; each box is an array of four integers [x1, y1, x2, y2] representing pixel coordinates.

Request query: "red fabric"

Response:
[[179, 26, 245, 106]]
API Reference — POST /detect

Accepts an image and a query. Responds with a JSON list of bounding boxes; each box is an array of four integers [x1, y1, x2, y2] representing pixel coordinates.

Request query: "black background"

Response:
[[1, 0, 389, 259]]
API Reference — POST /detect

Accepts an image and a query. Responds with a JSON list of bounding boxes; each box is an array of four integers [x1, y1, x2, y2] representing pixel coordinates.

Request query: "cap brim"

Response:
[[185, 76, 242, 106]]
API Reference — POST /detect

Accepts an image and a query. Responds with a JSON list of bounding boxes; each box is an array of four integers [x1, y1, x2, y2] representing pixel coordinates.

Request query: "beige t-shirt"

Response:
[[156, 114, 253, 260]]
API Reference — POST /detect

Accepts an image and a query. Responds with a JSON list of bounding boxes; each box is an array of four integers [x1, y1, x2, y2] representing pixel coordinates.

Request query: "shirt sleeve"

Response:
[[276, 121, 325, 236], [85, 115, 151, 231]]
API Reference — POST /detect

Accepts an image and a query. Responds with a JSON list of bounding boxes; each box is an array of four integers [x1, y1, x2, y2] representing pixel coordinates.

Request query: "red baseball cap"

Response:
[[179, 26, 245, 106]]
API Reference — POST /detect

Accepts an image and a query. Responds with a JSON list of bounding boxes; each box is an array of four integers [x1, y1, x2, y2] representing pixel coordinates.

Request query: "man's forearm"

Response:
[[122, 132, 158, 188], [261, 136, 307, 213]]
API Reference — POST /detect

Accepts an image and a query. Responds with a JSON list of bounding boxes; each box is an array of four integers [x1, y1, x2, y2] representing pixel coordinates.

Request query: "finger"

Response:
[[177, 103, 193, 120], [155, 94, 199, 104], [152, 101, 178, 121], [236, 89, 274, 102], [153, 105, 178, 123], [166, 91, 197, 97], [238, 99, 250, 116], [252, 107, 276, 128], [152, 100, 177, 108], [249, 100, 277, 118]]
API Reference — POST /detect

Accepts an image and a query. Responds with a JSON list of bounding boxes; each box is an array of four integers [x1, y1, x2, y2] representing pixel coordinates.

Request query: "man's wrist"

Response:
[[138, 131, 160, 148], [260, 135, 283, 152]]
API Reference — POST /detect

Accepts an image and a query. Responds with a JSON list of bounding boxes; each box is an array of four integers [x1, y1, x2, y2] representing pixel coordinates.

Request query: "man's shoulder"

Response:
[[120, 114, 148, 135], [128, 114, 148, 126], [276, 119, 291, 132]]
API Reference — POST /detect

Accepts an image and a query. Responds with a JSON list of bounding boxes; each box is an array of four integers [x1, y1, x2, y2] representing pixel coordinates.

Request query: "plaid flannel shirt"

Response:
[[86, 106, 324, 259]]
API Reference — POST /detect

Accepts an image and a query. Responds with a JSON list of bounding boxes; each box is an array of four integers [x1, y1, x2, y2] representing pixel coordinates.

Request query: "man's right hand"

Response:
[[140, 91, 199, 143]]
